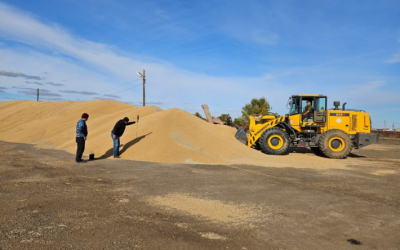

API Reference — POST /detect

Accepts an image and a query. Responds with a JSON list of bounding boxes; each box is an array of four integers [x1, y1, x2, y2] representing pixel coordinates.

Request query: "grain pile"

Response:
[[147, 193, 262, 225], [0, 100, 347, 168]]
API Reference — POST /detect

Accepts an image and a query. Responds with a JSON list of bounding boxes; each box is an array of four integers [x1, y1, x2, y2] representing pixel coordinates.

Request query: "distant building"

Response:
[[374, 128, 391, 131]]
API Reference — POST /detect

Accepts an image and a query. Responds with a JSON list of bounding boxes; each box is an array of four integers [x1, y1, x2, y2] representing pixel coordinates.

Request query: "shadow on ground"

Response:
[[347, 153, 366, 158], [100, 132, 152, 159], [287, 147, 366, 158]]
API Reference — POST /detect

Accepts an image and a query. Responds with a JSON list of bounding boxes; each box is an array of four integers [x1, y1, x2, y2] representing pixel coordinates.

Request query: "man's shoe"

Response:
[[76, 160, 87, 163], [113, 156, 121, 158]]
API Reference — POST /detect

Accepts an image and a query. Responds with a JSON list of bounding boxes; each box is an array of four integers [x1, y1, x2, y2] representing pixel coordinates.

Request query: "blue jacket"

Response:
[[76, 119, 88, 138]]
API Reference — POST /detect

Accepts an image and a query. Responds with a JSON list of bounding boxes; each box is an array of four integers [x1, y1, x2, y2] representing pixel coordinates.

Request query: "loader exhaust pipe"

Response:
[[342, 102, 347, 111]]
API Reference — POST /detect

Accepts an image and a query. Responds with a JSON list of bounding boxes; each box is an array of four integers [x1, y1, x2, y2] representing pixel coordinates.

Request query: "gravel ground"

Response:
[[0, 139, 399, 249]]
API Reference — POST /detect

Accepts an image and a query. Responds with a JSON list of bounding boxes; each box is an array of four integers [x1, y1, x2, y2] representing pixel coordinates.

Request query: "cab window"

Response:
[[314, 97, 326, 112], [302, 99, 312, 112], [290, 98, 300, 115]]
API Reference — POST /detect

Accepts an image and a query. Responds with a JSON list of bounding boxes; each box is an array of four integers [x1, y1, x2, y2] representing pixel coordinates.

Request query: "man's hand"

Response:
[[84, 137, 87, 141], [113, 135, 116, 139], [137, 120, 139, 123]]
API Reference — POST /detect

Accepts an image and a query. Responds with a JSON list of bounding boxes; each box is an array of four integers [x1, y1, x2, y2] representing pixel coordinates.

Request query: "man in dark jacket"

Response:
[[111, 117, 137, 158], [76, 113, 89, 163]]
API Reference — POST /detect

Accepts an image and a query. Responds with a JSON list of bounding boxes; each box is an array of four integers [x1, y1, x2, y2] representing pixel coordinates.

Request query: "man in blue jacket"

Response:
[[111, 117, 137, 158], [76, 113, 89, 163]]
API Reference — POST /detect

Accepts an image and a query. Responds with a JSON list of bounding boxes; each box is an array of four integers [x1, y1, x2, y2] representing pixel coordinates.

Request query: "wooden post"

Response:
[[37, 88, 39, 101], [142, 69, 146, 107]]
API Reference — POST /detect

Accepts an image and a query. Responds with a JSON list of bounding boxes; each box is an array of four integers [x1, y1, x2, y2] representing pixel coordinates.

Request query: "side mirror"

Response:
[[286, 98, 292, 109]]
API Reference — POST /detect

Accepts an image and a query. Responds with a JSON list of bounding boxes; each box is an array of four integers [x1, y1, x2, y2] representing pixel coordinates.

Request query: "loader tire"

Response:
[[259, 127, 290, 155], [318, 130, 351, 159]]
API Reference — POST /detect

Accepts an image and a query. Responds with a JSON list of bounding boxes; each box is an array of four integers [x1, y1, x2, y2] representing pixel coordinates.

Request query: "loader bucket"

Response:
[[235, 127, 248, 145]]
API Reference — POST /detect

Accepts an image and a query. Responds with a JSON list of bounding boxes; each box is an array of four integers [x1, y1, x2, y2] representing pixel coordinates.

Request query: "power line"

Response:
[[108, 83, 142, 95], [95, 79, 140, 94]]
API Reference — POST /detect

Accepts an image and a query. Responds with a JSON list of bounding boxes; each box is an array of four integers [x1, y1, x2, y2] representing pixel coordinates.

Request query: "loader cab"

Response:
[[288, 95, 327, 123]]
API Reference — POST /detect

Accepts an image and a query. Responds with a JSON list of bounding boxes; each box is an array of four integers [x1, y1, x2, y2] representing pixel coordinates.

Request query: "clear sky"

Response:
[[0, 0, 399, 128]]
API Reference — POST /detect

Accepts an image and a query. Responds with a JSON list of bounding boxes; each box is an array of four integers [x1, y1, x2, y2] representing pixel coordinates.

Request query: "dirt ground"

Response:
[[0, 139, 399, 250]]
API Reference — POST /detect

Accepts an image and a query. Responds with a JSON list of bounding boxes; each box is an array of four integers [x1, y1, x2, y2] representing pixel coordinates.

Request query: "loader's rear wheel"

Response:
[[318, 130, 351, 159], [259, 127, 290, 155]]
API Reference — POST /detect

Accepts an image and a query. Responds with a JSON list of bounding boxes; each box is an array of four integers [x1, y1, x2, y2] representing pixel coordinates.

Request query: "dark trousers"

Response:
[[76, 137, 85, 162], [303, 113, 312, 121]]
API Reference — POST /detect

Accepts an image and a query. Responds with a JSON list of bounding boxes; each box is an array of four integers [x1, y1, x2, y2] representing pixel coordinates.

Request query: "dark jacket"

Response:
[[111, 119, 136, 137], [76, 119, 88, 138]]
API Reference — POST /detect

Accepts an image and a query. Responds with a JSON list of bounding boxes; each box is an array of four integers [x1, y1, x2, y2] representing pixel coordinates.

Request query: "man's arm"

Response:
[[83, 123, 88, 137], [126, 121, 136, 126], [82, 122, 88, 141]]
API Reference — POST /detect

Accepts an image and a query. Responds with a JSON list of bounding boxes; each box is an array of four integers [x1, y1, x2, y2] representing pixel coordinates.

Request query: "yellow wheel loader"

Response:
[[235, 94, 379, 159]]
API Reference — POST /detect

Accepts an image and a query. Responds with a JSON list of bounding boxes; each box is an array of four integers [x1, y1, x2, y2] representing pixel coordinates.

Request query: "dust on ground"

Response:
[[1, 138, 399, 249]]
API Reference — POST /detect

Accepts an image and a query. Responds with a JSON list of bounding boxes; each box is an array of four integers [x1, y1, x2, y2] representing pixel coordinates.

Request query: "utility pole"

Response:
[[384, 120, 386, 129], [37, 88, 39, 101], [136, 69, 146, 106], [142, 69, 146, 107]]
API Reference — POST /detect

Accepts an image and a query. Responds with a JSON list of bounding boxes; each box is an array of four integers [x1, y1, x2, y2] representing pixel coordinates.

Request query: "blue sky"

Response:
[[0, 0, 399, 128]]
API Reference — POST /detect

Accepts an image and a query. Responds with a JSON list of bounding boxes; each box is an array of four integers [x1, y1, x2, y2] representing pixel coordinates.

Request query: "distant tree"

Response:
[[241, 97, 274, 123], [194, 112, 206, 121], [233, 117, 247, 128], [217, 114, 231, 123]]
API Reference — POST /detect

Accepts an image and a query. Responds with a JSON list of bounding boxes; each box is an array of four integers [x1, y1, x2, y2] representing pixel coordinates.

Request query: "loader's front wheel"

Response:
[[318, 130, 351, 159], [259, 127, 290, 155]]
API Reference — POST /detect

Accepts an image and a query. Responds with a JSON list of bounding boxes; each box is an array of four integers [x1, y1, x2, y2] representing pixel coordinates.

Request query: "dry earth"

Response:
[[0, 139, 399, 249]]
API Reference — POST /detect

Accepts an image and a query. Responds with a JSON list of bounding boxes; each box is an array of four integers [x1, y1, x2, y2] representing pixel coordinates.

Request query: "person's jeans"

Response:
[[111, 133, 120, 157], [76, 137, 85, 162]]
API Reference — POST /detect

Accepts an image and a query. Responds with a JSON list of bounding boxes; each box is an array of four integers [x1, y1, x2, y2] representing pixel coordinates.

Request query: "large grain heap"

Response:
[[0, 100, 254, 164], [0, 100, 345, 168]]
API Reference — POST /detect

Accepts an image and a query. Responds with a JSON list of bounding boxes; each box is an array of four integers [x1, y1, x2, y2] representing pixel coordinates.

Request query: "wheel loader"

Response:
[[235, 94, 379, 159]]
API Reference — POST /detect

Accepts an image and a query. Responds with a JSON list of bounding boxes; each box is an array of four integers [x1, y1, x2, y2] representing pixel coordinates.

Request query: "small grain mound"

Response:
[[147, 193, 258, 224], [0, 100, 348, 168], [372, 170, 397, 175]]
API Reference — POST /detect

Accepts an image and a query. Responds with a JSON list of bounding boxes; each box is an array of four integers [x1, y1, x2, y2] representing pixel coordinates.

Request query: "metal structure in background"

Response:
[[201, 104, 213, 123], [201, 104, 225, 125], [136, 70, 146, 106], [37, 88, 39, 101]]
